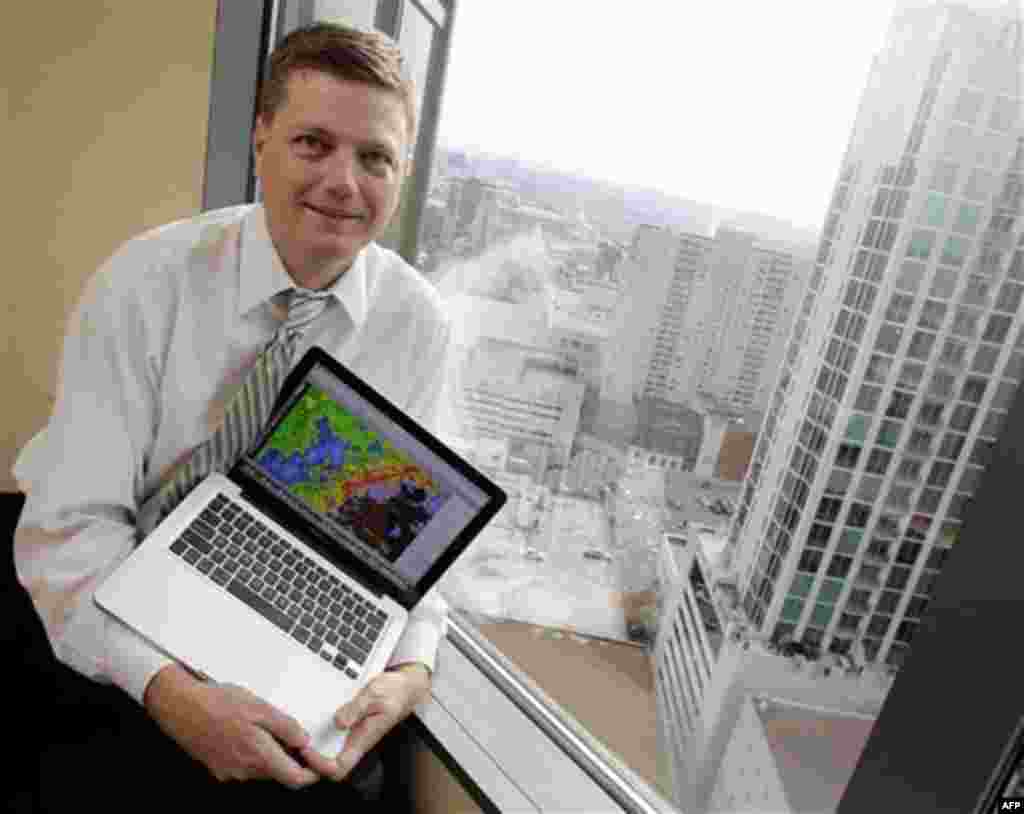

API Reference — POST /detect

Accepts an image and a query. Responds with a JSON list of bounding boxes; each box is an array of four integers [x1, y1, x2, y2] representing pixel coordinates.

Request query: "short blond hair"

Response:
[[257, 22, 416, 139]]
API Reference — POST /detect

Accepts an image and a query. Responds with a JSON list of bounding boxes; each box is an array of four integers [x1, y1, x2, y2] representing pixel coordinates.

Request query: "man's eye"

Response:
[[295, 135, 326, 153], [364, 151, 394, 169]]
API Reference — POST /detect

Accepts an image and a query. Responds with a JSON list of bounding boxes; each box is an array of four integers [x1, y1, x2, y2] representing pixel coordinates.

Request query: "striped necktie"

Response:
[[137, 287, 332, 535]]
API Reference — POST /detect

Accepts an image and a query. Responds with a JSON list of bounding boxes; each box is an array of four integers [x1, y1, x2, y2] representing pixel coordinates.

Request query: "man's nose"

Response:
[[323, 150, 359, 197]]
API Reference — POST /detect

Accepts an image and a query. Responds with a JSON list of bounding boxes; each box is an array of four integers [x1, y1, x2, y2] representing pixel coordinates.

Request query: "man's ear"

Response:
[[252, 114, 269, 164]]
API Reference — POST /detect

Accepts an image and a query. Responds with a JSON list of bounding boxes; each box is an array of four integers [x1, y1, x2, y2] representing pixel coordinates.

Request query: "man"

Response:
[[14, 22, 452, 807]]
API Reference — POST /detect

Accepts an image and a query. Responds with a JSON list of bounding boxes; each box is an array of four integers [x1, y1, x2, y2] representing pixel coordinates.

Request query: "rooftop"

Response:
[[753, 695, 876, 814]]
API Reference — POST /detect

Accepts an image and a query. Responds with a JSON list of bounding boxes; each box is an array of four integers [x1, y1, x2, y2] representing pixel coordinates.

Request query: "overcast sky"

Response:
[[436, 1, 913, 232]]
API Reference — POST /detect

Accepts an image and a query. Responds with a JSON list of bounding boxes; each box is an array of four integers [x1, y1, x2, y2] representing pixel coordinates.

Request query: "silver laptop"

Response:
[[95, 346, 506, 758]]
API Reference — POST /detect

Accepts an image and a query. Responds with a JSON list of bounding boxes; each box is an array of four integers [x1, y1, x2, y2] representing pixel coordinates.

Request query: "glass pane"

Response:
[[411, 2, 1024, 811]]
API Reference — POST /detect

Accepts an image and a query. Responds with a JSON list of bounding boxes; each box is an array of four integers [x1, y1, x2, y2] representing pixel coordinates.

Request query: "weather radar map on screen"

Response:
[[255, 383, 450, 562]]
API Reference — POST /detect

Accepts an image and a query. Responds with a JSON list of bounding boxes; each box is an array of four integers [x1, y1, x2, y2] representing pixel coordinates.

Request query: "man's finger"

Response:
[[254, 729, 321, 790], [255, 703, 311, 752], [334, 711, 388, 779], [298, 744, 346, 782]]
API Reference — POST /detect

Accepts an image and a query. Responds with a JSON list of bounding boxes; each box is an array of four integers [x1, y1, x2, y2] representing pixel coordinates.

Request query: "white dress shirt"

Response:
[[13, 203, 454, 706]]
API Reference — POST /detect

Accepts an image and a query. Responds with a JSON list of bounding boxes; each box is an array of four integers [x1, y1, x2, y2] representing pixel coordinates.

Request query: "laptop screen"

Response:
[[240, 359, 494, 593]]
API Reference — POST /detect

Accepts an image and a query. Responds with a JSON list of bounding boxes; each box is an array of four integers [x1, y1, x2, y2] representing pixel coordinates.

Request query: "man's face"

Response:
[[253, 70, 409, 287]]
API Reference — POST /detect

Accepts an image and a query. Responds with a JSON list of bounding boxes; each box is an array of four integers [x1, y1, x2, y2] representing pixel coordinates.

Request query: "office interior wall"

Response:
[[3, 1, 217, 490]]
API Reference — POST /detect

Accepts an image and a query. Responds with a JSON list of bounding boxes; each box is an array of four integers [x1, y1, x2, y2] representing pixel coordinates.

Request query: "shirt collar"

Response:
[[238, 204, 368, 328]]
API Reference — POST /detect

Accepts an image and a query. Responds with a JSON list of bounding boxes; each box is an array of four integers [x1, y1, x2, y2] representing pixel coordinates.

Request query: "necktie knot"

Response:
[[281, 287, 332, 348]]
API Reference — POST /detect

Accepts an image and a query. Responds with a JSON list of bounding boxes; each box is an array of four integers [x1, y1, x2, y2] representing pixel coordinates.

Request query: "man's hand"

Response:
[[298, 662, 432, 782], [143, 663, 320, 789]]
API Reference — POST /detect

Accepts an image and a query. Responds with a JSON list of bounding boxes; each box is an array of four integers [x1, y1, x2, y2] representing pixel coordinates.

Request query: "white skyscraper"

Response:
[[730, 1, 1024, 668]]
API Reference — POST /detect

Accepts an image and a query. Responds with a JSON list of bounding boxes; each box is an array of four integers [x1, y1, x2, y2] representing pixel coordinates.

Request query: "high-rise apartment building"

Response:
[[730, 2, 1024, 668], [671, 228, 813, 412]]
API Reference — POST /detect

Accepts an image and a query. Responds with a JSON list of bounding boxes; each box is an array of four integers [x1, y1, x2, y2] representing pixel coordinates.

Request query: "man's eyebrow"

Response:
[[291, 125, 398, 153]]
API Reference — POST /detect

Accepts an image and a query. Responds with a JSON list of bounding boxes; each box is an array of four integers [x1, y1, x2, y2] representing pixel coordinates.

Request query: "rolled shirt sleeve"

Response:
[[13, 246, 174, 706]]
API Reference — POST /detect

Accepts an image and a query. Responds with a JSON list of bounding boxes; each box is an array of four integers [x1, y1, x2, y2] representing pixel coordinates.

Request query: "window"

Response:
[[971, 344, 999, 374], [964, 167, 993, 200], [989, 95, 1018, 131], [906, 231, 934, 261], [941, 235, 970, 267], [929, 160, 959, 191], [866, 448, 893, 475], [983, 314, 1012, 343], [827, 554, 853, 578], [953, 203, 981, 234], [907, 331, 936, 361], [921, 193, 947, 226], [952, 89, 984, 123], [930, 266, 958, 298], [896, 260, 927, 292], [918, 300, 947, 330], [886, 293, 914, 323], [949, 404, 977, 432], [875, 324, 903, 354]]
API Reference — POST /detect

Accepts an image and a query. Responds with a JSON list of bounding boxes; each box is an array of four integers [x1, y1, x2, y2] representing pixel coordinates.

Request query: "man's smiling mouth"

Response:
[[304, 203, 363, 220]]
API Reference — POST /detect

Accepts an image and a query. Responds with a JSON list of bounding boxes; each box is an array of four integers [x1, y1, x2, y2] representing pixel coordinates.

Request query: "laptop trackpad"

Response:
[[267, 670, 357, 759]]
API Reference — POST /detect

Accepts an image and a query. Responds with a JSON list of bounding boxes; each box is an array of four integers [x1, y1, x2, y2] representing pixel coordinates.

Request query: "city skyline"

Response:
[[437, 0, 907, 232]]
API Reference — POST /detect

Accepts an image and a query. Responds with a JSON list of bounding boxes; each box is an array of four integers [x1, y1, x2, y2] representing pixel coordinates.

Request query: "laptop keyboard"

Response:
[[168, 493, 388, 680]]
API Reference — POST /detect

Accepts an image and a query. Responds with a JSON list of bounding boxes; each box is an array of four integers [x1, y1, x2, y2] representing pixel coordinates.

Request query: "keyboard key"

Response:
[[325, 616, 340, 631], [192, 519, 216, 540], [250, 578, 264, 593], [170, 539, 188, 556], [308, 637, 323, 653], [182, 530, 213, 555], [294, 577, 308, 591], [275, 595, 288, 611], [313, 623, 326, 638], [329, 587, 342, 602], [319, 651, 333, 663], [227, 545, 242, 559], [224, 560, 240, 574], [301, 613, 315, 629], [286, 604, 301, 620], [293, 628, 311, 645], [289, 588, 303, 604], [212, 568, 231, 586], [338, 640, 366, 665], [326, 630, 340, 646], [238, 569, 252, 584], [333, 654, 348, 670], [281, 568, 295, 582], [352, 633, 372, 654], [270, 543, 285, 557], [319, 578, 332, 592], [261, 586, 275, 603], [226, 579, 294, 634], [197, 558, 214, 574], [183, 548, 201, 565], [252, 562, 266, 577], [301, 598, 315, 613], [313, 606, 327, 621], [345, 668, 358, 680], [282, 552, 297, 566], [255, 549, 271, 564], [264, 572, 279, 586]]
